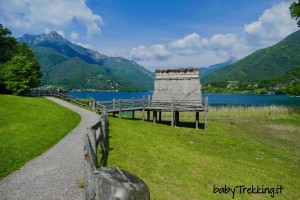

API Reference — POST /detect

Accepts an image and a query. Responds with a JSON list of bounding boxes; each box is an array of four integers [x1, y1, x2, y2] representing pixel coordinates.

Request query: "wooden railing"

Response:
[[97, 97, 148, 112], [33, 90, 208, 129], [83, 108, 109, 199], [96, 96, 208, 112], [31, 90, 91, 108], [31, 90, 150, 199]]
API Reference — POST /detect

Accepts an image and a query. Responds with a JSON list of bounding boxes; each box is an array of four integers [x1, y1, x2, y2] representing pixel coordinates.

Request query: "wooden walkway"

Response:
[[32, 91, 209, 130], [95, 96, 209, 130]]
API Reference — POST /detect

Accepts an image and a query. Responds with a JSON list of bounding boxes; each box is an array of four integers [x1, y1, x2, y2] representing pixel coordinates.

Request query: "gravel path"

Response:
[[0, 97, 99, 200]]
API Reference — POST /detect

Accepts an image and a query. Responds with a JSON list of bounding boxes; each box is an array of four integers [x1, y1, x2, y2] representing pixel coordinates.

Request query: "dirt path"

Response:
[[0, 97, 99, 200]]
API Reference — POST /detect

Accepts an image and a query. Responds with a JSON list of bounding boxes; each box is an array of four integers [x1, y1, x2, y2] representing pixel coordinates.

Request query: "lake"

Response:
[[68, 92, 300, 107]]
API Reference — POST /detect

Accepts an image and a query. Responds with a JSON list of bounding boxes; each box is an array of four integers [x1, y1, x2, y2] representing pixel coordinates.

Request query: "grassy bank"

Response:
[[0, 95, 80, 180], [107, 106, 300, 199]]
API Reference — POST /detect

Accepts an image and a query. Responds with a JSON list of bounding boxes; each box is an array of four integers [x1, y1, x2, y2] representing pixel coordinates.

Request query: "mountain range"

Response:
[[18, 31, 154, 91], [202, 30, 300, 85], [18, 29, 300, 92], [200, 57, 238, 77]]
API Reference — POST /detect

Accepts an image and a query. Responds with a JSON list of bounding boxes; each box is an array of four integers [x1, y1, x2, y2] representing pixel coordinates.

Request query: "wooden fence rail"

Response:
[[32, 90, 208, 129], [31, 90, 150, 199], [96, 97, 207, 112], [31, 90, 91, 108], [84, 108, 109, 199]]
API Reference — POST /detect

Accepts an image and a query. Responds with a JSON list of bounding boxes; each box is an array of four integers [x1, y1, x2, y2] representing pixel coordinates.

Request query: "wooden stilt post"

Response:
[[196, 112, 199, 129], [175, 111, 179, 126], [147, 96, 151, 121], [153, 111, 157, 123], [132, 97, 135, 119], [92, 99, 96, 111], [171, 97, 174, 126], [148, 95, 151, 107], [159, 111, 162, 122], [142, 96, 145, 121], [113, 98, 116, 117], [132, 97, 135, 108], [147, 111, 150, 121], [118, 99, 122, 118], [204, 97, 208, 130]]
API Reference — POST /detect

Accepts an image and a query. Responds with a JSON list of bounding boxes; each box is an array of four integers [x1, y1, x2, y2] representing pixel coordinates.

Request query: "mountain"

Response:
[[202, 30, 300, 85], [18, 31, 154, 91], [200, 57, 238, 77]]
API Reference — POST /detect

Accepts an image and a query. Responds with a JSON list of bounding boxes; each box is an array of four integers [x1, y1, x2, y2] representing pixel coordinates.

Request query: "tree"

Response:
[[4, 55, 41, 95], [290, 0, 300, 27], [0, 24, 18, 92], [0, 24, 42, 95], [0, 24, 17, 64]]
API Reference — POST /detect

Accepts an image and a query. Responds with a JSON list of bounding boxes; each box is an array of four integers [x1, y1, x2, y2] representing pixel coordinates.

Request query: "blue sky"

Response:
[[0, 0, 298, 71]]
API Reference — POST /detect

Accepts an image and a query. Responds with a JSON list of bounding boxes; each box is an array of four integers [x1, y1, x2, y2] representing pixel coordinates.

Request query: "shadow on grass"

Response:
[[117, 116, 206, 130]]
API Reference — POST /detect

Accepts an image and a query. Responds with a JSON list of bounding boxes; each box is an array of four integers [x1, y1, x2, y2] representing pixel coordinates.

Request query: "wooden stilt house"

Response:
[[149, 68, 208, 129]]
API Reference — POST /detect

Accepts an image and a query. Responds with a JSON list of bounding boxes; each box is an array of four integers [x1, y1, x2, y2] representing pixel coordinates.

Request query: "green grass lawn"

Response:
[[107, 106, 300, 200], [0, 95, 80, 180]]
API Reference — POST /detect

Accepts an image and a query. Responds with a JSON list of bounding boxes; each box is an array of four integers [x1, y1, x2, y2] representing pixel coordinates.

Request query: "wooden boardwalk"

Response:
[[32, 91, 209, 130], [95, 96, 209, 130]]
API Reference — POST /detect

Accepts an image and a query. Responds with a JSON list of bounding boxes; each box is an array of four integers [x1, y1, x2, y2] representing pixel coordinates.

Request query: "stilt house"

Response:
[[149, 68, 208, 129]]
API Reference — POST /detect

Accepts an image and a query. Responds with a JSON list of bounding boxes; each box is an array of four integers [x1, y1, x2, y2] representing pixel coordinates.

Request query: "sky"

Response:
[[0, 0, 299, 71]]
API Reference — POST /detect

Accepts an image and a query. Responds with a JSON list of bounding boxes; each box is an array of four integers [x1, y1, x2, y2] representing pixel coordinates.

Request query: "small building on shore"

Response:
[[149, 68, 208, 129], [152, 68, 202, 102]]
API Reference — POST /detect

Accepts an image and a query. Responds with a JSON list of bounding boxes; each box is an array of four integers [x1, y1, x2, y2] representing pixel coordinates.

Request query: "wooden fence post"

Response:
[[113, 99, 116, 117], [142, 96, 145, 121], [118, 99, 122, 118], [84, 131, 97, 200], [148, 95, 151, 107], [204, 97, 208, 130], [113, 98, 115, 110], [132, 97, 135, 119], [93, 99, 96, 111]]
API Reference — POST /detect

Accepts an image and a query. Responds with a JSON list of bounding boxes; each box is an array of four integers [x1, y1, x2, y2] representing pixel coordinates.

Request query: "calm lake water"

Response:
[[68, 92, 300, 107]]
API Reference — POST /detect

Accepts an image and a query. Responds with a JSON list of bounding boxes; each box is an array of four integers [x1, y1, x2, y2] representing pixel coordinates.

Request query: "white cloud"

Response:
[[0, 0, 103, 38], [130, 32, 250, 64], [57, 30, 65, 37], [87, 23, 101, 38], [210, 33, 250, 58], [72, 41, 94, 50], [70, 31, 79, 40], [169, 33, 209, 55], [130, 44, 171, 61], [129, 1, 298, 69], [44, 28, 51, 34], [244, 1, 298, 46]]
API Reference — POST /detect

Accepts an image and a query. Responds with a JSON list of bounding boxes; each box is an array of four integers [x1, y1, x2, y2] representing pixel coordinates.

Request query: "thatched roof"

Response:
[[155, 68, 199, 74]]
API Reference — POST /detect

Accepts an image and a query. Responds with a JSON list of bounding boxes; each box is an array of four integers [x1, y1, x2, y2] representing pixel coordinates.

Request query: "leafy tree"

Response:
[[0, 24, 17, 64], [0, 24, 18, 92], [4, 55, 41, 95], [0, 24, 42, 95], [290, 0, 300, 27]]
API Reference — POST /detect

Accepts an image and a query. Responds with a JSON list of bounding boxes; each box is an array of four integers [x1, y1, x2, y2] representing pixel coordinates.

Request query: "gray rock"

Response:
[[94, 167, 150, 200]]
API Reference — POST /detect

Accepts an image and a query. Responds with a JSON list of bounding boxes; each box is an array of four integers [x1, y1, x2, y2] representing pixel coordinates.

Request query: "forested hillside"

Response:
[[202, 30, 300, 85], [18, 32, 154, 91]]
